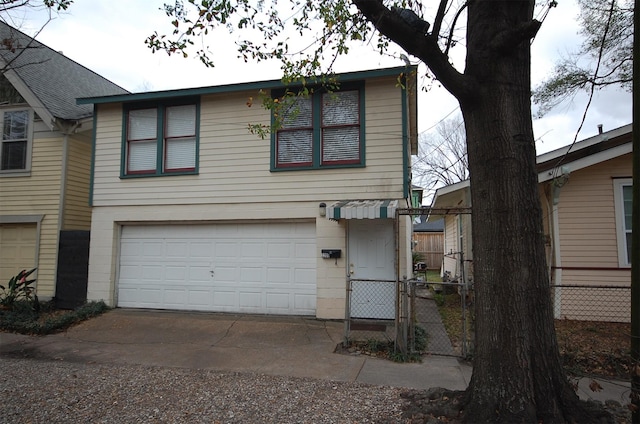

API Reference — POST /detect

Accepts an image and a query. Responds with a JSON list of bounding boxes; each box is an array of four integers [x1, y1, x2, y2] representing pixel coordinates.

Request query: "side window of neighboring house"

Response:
[[0, 108, 32, 173], [613, 178, 633, 267], [123, 101, 199, 177], [272, 85, 364, 170]]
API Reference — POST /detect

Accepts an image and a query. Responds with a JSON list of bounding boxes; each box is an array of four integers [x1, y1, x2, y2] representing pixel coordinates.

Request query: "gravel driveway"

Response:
[[0, 358, 407, 423]]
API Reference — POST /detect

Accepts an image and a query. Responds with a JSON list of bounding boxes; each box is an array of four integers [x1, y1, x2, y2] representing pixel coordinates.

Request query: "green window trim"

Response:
[[120, 98, 200, 178], [270, 82, 365, 171]]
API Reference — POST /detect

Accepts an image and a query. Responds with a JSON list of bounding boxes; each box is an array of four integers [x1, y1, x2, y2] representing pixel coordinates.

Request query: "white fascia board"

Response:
[[2, 68, 56, 131], [536, 123, 632, 165], [538, 142, 632, 183]]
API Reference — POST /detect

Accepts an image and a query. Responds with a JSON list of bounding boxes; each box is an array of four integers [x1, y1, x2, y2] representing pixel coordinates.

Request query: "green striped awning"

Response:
[[327, 200, 399, 220]]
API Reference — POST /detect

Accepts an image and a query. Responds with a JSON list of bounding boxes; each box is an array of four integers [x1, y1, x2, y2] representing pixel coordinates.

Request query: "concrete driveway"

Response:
[[0, 308, 471, 391]]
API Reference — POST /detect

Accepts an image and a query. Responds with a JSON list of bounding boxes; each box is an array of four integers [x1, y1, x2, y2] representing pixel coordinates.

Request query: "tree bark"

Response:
[[355, 0, 609, 422]]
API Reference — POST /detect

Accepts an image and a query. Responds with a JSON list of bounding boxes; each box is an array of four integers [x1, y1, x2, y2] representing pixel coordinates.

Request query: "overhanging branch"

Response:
[[352, 0, 474, 100], [491, 19, 541, 54]]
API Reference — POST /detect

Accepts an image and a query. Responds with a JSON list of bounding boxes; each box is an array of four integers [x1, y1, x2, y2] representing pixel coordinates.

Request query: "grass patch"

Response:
[[0, 300, 109, 335], [435, 292, 473, 356]]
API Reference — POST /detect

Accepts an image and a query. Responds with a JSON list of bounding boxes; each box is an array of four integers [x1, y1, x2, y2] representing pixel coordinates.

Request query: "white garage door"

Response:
[[118, 222, 316, 315]]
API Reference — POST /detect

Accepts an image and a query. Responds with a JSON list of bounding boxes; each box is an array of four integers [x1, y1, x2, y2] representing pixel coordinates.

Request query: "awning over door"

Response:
[[327, 199, 398, 220]]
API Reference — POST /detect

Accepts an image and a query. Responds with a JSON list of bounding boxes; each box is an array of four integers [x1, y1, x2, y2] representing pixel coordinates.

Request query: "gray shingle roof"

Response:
[[413, 215, 444, 232], [0, 21, 128, 121]]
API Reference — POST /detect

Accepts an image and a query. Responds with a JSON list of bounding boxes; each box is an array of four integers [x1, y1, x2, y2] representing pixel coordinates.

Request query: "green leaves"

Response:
[[0, 268, 37, 309], [147, 1, 383, 79]]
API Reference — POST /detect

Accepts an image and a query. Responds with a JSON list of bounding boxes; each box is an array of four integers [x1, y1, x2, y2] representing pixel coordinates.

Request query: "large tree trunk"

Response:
[[458, 2, 592, 422], [353, 0, 612, 421]]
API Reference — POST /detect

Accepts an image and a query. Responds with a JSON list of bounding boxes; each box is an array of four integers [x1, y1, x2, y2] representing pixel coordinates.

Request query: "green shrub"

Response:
[[0, 300, 109, 335], [413, 325, 428, 352]]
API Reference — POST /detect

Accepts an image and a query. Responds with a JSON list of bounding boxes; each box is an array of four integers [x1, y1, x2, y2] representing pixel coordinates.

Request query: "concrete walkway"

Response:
[[0, 308, 630, 405]]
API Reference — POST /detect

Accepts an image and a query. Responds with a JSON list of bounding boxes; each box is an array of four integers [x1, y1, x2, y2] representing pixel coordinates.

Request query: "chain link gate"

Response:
[[342, 207, 473, 359], [404, 279, 473, 357]]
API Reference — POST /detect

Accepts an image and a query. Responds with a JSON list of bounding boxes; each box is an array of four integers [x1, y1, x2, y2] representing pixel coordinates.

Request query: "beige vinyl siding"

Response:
[[92, 77, 406, 207], [557, 154, 632, 270], [0, 132, 64, 296], [62, 136, 92, 230]]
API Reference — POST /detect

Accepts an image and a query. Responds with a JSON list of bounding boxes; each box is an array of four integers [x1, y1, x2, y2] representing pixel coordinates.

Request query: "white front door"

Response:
[[348, 219, 396, 319]]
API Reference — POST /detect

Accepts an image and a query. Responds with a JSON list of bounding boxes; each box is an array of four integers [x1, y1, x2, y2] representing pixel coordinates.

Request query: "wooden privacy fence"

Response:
[[413, 232, 444, 270]]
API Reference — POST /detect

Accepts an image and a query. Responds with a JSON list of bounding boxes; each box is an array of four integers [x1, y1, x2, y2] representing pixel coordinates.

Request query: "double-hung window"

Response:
[[1, 108, 31, 173], [124, 101, 199, 177], [273, 85, 364, 170], [613, 178, 633, 267]]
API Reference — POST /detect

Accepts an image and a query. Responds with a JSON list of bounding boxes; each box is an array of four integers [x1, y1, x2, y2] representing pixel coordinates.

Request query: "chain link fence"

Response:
[[344, 279, 398, 348], [343, 277, 473, 358], [343, 279, 630, 360], [552, 284, 630, 323]]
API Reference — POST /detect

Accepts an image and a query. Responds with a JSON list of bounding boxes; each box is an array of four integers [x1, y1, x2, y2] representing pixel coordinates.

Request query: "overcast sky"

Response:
[[13, 0, 633, 154]]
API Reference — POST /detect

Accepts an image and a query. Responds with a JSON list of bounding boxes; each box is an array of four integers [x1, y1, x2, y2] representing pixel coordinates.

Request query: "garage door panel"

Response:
[[118, 223, 316, 315], [188, 242, 212, 258], [267, 267, 291, 284], [294, 294, 315, 312], [215, 242, 238, 258], [240, 243, 263, 258], [266, 292, 289, 309], [166, 241, 189, 259], [239, 291, 262, 309], [213, 290, 236, 307], [142, 242, 163, 257], [267, 242, 292, 259], [187, 289, 212, 306], [240, 266, 262, 283]]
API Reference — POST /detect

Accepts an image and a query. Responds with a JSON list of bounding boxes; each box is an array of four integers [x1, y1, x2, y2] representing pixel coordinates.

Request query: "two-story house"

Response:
[[79, 66, 418, 319], [0, 22, 128, 305]]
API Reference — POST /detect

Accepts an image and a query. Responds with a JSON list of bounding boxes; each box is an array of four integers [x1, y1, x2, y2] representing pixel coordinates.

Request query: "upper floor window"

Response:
[[613, 178, 633, 267], [124, 101, 199, 177], [272, 85, 364, 170], [1, 108, 31, 173]]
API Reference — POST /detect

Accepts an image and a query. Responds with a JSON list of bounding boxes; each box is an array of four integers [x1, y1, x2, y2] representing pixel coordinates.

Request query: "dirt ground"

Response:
[[555, 319, 632, 379]]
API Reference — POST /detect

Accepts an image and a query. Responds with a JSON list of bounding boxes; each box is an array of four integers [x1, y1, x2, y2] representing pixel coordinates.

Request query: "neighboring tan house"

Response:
[[0, 23, 128, 305], [78, 66, 418, 320], [430, 123, 632, 321]]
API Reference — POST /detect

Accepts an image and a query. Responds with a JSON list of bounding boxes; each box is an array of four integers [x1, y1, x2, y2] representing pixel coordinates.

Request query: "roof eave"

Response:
[[77, 65, 420, 105]]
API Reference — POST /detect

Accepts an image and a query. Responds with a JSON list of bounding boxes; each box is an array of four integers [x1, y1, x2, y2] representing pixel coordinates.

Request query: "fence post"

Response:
[[395, 276, 408, 357], [344, 277, 352, 345]]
